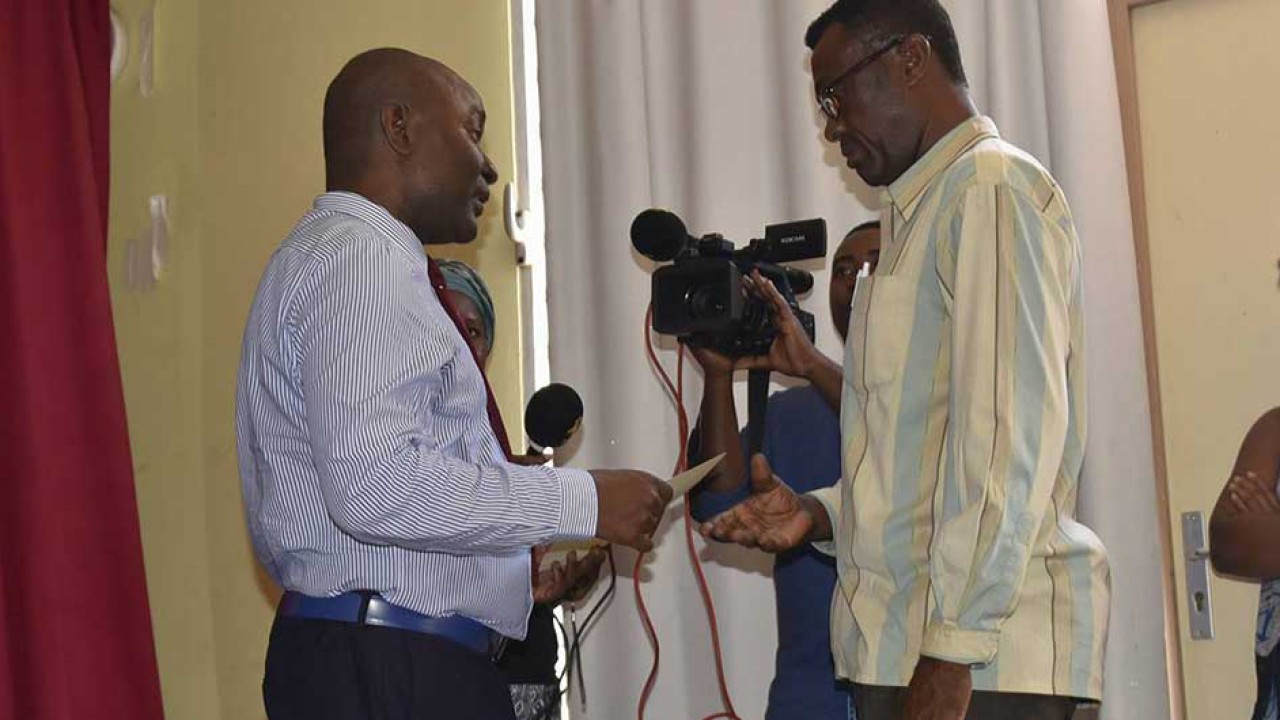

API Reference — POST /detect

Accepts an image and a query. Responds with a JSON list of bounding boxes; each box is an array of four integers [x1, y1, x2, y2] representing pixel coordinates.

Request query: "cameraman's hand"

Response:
[[590, 469, 674, 552], [688, 344, 735, 378], [735, 270, 823, 380]]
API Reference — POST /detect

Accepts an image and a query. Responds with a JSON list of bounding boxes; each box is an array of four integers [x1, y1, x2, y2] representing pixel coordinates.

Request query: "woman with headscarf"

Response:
[[438, 259, 497, 367]]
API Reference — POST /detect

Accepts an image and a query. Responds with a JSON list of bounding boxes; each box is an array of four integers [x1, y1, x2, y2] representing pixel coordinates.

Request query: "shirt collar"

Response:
[[314, 191, 426, 260], [880, 116, 1000, 221]]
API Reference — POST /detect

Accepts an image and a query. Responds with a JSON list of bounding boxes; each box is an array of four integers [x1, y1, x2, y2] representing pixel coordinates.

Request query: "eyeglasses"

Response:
[[816, 35, 907, 120]]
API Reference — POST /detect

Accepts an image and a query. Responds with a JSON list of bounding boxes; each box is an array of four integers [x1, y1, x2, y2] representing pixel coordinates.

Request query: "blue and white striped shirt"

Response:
[[235, 192, 598, 639]]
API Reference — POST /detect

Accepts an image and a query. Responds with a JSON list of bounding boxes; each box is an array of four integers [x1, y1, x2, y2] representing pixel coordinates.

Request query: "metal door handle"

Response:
[[1182, 511, 1215, 640]]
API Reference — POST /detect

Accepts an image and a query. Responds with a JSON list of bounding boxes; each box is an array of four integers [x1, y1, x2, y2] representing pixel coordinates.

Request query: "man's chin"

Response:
[[854, 166, 886, 188], [424, 218, 481, 245], [460, 214, 482, 242]]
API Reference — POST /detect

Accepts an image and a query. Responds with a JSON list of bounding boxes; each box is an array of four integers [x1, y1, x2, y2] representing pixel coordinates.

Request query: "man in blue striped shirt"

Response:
[[236, 49, 671, 720]]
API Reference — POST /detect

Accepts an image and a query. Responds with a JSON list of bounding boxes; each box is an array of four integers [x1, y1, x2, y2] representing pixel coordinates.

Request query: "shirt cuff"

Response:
[[920, 622, 1000, 666], [688, 480, 752, 522], [552, 468, 598, 541], [806, 485, 841, 556]]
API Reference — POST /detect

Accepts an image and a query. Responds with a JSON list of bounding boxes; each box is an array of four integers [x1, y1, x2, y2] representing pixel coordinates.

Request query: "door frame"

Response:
[[1106, 1, 1194, 717]]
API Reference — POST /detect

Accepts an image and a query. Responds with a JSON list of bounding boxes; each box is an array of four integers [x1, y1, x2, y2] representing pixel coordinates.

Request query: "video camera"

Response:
[[630, 209, 827, 357]]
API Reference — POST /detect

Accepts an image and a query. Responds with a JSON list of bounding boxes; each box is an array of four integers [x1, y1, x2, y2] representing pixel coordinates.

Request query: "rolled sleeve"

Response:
[[921, 622, 1000, 666], [806, 485, 842, 557]]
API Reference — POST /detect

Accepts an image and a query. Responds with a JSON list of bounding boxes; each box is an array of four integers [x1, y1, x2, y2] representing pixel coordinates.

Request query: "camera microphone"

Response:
[[631, 209, 692, 262], [524, 383, 585, 453]]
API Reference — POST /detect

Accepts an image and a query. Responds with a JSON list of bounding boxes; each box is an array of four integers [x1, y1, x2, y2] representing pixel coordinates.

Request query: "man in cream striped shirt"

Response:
[[701, 2, 1109, 718]]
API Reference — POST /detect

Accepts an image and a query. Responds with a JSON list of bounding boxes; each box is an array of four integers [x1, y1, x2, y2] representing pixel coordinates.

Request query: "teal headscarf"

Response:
[[437, 259, 496, 345]]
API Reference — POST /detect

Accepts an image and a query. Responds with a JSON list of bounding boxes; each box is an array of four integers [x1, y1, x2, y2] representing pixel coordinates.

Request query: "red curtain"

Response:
[[0, 1, 165, 718]]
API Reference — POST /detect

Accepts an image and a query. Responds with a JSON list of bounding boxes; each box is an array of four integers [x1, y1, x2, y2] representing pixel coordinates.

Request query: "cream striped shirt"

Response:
[[810, 117, 1109, 699]]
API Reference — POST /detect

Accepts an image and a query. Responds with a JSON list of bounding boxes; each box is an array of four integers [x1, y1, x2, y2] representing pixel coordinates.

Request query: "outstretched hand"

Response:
[[698, 454, 816, 553]]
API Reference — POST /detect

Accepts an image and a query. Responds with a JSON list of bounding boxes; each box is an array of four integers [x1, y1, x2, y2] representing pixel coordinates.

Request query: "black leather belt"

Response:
[[277, 591, 508, 661]]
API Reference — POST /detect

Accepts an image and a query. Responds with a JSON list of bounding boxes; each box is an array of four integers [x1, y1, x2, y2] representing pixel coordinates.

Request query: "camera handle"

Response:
[[746, 369, 770, 457]]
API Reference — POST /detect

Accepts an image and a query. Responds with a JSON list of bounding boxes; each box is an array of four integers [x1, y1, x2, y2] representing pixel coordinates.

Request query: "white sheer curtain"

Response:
[[536, 2, 1169, 719]]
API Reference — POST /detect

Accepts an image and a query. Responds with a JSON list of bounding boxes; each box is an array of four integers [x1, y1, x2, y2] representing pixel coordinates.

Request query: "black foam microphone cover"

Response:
[[525, 383, 585, 450], [630, 209, 689, 262]]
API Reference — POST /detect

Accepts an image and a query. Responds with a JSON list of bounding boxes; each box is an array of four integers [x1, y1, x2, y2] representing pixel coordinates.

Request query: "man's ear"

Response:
[[380, 103, 413, 157], [900, 34, 934, 88]]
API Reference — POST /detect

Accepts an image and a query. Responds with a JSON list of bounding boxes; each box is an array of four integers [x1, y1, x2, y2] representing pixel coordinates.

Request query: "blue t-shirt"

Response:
[[690, 385, 852, 720]]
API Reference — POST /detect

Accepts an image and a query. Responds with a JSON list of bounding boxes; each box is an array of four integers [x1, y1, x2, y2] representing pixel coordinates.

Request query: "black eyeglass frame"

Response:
[[816, 34, 911, 120]]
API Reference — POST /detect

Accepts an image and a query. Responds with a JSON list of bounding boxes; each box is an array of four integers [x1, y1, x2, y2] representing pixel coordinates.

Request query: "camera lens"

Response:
[[685, 284, 727, 320]]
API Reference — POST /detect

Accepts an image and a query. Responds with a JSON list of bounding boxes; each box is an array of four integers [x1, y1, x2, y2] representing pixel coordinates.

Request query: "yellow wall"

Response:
[[108, 1, 521, 717], [108, 0, 222, 718]]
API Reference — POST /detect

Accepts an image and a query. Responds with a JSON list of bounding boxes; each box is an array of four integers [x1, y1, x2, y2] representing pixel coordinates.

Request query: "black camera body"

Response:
[[631, 209, 827, 357]]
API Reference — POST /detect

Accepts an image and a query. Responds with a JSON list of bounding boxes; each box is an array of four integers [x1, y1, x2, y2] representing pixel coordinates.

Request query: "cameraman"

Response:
[[687, 221, 880, 720]]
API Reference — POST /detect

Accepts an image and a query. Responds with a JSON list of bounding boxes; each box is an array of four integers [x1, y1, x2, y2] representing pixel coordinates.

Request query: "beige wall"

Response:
[[108, 1, 520, 717], [1132, 0, 1280, 717]]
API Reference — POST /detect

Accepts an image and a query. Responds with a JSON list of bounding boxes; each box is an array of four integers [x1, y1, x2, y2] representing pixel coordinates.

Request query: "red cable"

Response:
[[638, 308, 742, 720], [633, 547, 660, 720], [634, 308, 667, 720], [675, 351, 741, 720]]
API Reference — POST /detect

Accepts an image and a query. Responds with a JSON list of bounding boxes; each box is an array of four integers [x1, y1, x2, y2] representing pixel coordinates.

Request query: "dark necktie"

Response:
[[425, 257, 515, 461]]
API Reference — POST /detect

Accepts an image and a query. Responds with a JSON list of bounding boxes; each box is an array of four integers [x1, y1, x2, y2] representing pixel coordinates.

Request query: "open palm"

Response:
[[699, 454, 814, 553]]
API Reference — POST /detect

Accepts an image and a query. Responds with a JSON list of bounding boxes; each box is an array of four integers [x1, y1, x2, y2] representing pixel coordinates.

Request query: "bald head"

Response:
[[324, 48, 451, 187], [321, 48, 497, 244]]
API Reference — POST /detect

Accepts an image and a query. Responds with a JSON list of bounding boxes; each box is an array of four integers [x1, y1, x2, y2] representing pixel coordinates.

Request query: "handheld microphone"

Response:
[[524, 383, 585, 454]]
